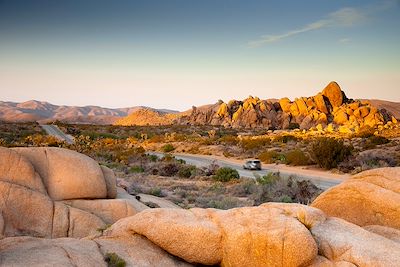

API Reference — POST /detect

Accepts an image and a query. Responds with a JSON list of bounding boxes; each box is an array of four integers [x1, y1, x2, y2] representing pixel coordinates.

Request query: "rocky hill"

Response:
[[1, 146, 400, 266], [177, 81, 398, 131], [114, 108, 179, 126], [0, 100, 177, 125]]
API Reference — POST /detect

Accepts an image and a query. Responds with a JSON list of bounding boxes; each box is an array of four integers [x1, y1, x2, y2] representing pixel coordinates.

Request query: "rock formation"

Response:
[[1, 147, 400, 266], [176, 81, 395, 131], [115, 108, 179, 126], [312, 167, 400, 229], [0, 147, 148, 238]]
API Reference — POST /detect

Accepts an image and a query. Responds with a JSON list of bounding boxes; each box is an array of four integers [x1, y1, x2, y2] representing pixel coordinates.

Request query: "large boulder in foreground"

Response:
[[0, 235, 191, 267], [0, 146, 148, 238], [1, 202, 400, 266], [312, 167, 400, 229], [105, 203, 400, 266], [12, 147, 108, 200]]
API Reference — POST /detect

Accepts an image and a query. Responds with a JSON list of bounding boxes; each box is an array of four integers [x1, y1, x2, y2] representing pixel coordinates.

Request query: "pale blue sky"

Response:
[[0, 0, 399, 110]]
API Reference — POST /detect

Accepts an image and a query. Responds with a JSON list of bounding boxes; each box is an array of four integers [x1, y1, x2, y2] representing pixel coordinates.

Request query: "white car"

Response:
[[243, 160, 262, 170]]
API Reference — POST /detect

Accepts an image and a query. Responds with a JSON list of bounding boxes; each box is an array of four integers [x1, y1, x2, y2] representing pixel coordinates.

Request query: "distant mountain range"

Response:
[[0, 100, 178, 125], [1, 83, 399, 130]]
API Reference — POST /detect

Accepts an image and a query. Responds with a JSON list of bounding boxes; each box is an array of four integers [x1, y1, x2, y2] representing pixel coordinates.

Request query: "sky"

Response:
[[0, 0, 399, 111]]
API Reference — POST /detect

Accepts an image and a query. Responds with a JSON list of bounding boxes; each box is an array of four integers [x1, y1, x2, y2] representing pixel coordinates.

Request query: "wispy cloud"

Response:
[[338, 38, 351, 44], [248, 1, 397, 47]]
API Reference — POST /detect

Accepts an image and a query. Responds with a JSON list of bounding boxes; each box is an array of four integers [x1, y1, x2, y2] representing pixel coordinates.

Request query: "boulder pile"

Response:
[[1, 147, 400, 266], [178, 81, 396, 131]]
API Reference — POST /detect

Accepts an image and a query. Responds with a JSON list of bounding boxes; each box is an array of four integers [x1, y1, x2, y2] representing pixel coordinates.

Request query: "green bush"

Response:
[[285, 149, 310, 166], [256, 172, 280, 185], [178, 165, 196, 178], [162, 144, 175, 152], [160, 163, 179, 176], [309, 137, 352, 169], [214, 167, 240, 182], [147, 154, 159, 162], [280, 195, 293, 203], [274, 134, 298, 143], [147, 187, 165, 197], [104, 252, 126, 267], [129, 166, 144, 173], [241, 137, 270, 151], [258, 150, 279, 163], [364, 135, 389, 149]]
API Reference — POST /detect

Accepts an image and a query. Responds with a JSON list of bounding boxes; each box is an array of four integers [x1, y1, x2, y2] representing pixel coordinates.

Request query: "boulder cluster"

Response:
[[1, 147, 400, 266], [0, 147, 149, 239], [179, 81, 396, 131]]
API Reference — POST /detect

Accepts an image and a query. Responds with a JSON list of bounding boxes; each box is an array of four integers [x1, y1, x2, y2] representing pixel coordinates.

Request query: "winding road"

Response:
[[41, 124, 75, 144], [151, 152, 349, 190]]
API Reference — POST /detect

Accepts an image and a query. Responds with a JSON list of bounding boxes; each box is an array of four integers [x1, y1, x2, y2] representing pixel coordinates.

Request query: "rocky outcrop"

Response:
[[2, 148, 400, 266], [0, 147, 148, 238], [103, 201, 400, 266], [176, 81, 394, 130], [312, 167, 400, 229], [115, 108, 178, 126], [3, 201, 399, 266], [0, 235, 191, 267]]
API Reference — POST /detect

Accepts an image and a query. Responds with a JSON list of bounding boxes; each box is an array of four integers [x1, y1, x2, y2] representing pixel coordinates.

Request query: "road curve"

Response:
[[41, 124, 75, 144], [150, 152, 349, 190]]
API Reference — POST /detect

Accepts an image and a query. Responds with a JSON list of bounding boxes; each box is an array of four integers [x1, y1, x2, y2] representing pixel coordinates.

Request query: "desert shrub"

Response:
[[256, 172, 280, 185], [187, 145, 201, 154], [205, 196, 242, 210], [230, 179, 257, 197], [177, 164, 197, 178], [148, 134, 165, 143], [213, 167, 240, 182], [159, 163, 179, 176], [104, 252, 126, 267], [162, 144, 175, 153], [222, 150, 234, 158], [82, 131, 120, 140], [147, 154, 158, 162], [288, 123, 300, 130], [364, 135, 389, 149], [147, 187, 166, 197], [161, 154, 175, 162], [241, 137, 270, 151], [355, 125, 375, 138], [202, 161, 220, 176], [280, 195, 293, 203], [258, 150, 279, 163], [252, 175, 321, 205], [129, 166, 144, 173], [339, 151, 397, 173], [218, 135, 239, 145], [176, 158, 186, 164], [285, 149, 310, 166], [309, 137, 352, 169], [127, 182, 144, 195], [274, 134, 298, 143], [24, 134, 64, 147]]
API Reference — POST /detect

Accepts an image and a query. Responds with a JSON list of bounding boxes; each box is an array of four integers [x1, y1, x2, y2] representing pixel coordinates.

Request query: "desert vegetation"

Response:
[[1, 120, 399, 210]]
